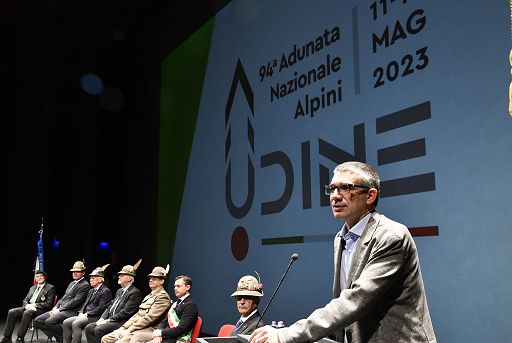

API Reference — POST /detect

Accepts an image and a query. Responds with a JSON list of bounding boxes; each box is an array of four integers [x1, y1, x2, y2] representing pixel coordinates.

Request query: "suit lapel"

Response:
[[85, 289, 94, 306], [175, 296, 189, 314], [39, 283, 49, 301], [239, 313, 259, 335], [347, 212, 380, 287], [333, 226, 346, 297]]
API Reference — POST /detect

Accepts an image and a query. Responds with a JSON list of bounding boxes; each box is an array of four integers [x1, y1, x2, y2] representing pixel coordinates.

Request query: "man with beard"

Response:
[[1, 270, 56, 343]]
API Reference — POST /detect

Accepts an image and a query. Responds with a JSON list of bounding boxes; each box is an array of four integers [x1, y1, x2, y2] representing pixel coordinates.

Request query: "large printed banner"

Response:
[[159, 1, 512, 341]]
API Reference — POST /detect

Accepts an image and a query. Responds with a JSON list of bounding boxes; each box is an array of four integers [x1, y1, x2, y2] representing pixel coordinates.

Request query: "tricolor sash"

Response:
[[167, 303, 192, 343]]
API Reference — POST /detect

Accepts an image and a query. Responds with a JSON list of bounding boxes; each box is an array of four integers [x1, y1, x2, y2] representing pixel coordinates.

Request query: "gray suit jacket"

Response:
[[279, 212, 437, 343], [57, 278, 91, 313], [231, 310, 264, 335], [101, 285, 142, 322]]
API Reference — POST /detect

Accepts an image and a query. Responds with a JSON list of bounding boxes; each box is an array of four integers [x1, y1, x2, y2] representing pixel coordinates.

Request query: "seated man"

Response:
[[230, 274, 265, 335], [0, 270, 57, 343], [100, 266, 171, 343], [131, 275, 198, 343], [62, 264, 113, 343], [84, 261, 143, 343], [34, 261, 90, 342]]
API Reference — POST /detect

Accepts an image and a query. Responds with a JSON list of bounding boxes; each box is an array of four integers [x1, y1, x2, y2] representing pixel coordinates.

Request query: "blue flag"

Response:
[[34, 220, 44, 284]]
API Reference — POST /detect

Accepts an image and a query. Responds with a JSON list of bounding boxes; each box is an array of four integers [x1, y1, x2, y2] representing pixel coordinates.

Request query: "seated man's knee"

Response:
[[34, 315, 45, 326], [95, 326, 109, 337]]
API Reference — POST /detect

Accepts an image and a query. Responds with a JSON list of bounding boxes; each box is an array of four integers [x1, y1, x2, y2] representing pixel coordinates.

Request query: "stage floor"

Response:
[[0, 321, 86, 343]]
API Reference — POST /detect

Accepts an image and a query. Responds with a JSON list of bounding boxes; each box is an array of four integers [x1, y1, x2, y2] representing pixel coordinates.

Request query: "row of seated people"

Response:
[[1, 260, 264, 343]]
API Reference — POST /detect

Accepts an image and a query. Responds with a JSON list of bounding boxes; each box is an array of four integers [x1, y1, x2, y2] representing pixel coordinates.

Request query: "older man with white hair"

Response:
[[84, 261, 143, 343], [62, 264, 112, 343]]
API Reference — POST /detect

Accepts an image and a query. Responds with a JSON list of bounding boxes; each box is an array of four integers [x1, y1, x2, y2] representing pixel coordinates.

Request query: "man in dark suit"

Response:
[[130, 274, 198, 343], [230, 275, 265, 335], [62, 264, 113, 343], [0, 270, 57, 343], [101, 266, 171, 343], [34, 261, 91, 343], [84, 261, 143, 343], [250, 162, 437, 343]]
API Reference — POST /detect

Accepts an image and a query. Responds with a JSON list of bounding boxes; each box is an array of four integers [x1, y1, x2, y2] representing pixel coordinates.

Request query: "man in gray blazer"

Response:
[[250, 161, 436, 343]]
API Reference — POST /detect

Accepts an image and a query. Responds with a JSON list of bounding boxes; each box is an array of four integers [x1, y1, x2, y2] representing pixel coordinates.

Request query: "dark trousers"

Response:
[[3, 307, 42, 339], [33, 310, 76, 341], [84, 321, 122, 343]]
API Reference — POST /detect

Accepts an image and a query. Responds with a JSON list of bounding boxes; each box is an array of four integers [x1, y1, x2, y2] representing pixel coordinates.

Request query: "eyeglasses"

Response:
[[324, 183, 370, 195], [236, 296, 256, 301]]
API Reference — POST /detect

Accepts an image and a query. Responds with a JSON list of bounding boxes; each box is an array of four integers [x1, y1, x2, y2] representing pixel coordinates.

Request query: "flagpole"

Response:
[[34, 218, 45, 284]]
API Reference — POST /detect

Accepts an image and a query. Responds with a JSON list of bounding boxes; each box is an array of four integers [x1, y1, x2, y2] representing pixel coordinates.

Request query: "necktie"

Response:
[[30, 285, 42, 304], [110, 289, 125, 316], [234, 318, 243, 330]]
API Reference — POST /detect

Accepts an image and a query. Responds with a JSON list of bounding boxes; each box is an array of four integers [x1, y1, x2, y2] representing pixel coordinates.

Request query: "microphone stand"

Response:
[[256, 254, 299, 327]]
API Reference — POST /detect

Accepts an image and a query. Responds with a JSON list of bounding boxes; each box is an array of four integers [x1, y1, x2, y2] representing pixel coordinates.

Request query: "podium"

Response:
[[197, 334, 339, 343]]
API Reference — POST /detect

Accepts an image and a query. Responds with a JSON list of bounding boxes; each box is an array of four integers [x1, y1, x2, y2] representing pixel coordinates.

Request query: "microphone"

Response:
[[255, 253, 299, 328]]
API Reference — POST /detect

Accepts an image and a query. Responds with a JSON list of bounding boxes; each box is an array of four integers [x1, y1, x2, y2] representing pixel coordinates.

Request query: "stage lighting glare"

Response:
[[98, 241, 110, 249], [80, 73, 104, 95]]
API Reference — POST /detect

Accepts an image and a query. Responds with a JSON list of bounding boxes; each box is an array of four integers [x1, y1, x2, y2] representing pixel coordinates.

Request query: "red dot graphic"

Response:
[[231, 226, 249, 261]]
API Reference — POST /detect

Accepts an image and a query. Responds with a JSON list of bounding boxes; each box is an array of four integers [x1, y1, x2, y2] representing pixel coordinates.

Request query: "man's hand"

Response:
[[249, 325, 280, 343], [49, 308, 59, 316], [115, 328, 126, 339], [152, 329, 162, 339], [25, 304, 37, 312], [78, 313, 87, 319], [96, 318, 108, 326]]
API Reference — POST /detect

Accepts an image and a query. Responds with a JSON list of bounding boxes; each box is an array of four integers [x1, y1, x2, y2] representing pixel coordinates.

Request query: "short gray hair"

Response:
[[333, 161, 380, 207]]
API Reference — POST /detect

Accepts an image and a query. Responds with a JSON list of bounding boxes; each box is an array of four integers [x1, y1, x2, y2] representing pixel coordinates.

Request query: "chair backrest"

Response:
[[217, 324, 236, 337], [53, 294, 58, 306], [191, 316, 203, 343]]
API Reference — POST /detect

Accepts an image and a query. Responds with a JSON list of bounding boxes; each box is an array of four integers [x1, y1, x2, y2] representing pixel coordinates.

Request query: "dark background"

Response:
[[0, 0, 230, 317]]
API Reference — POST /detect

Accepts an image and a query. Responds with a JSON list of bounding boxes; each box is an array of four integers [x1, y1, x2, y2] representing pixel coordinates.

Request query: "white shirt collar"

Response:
[[240, 309, 258, 322], [178, 293, 190, 302]]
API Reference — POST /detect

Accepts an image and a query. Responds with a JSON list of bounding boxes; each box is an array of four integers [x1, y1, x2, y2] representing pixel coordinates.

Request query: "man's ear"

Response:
[[366, 188, 378, 205]]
